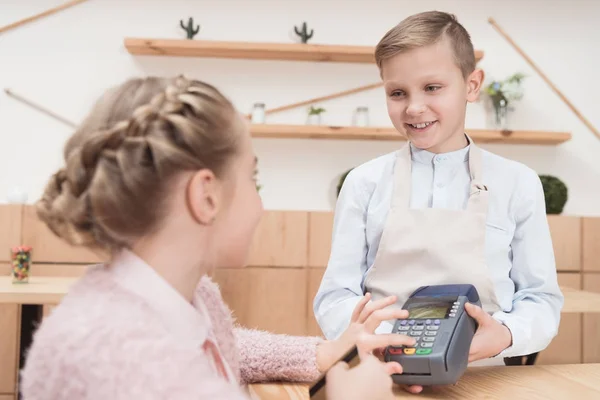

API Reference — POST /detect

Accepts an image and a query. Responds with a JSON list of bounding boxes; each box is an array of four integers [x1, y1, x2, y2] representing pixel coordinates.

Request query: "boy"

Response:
[[313, 11, 563, 365]]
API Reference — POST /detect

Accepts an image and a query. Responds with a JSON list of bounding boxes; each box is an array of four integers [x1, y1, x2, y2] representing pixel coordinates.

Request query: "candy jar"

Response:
[[11, 245, 32, 283]]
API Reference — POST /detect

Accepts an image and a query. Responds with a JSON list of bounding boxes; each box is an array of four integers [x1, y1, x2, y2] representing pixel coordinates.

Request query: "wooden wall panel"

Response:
[[212, 267, 308, 336], [247, 211, 308, 267], [547, 215, 581, 272], [0, 205, 23, 263], [21, 206, 106, 264], [0, 305, 20, 394], [308, 212, 334, 268], [0, 263, 10, 277], [583, 218, 600, 272], [307, 268, 326, 337], [0, 395, 15, 400], [537, 273, 582, 365], [583, 273, 600, 363]]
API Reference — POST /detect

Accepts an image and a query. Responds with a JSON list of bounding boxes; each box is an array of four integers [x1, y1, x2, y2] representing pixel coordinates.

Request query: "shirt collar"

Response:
[[106, 248, 209, 348], [409, 135, 471, 166]]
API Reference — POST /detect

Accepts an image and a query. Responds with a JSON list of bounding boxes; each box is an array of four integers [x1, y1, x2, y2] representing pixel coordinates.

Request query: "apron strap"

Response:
[[465, 137, 489, 215], [390, 136, 488, 215], [390, 143, 412, 208]]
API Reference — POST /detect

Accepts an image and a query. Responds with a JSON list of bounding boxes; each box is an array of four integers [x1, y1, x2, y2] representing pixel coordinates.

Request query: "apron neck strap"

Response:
[[391, 135, 487, 212], [390, 143, 412, 208]]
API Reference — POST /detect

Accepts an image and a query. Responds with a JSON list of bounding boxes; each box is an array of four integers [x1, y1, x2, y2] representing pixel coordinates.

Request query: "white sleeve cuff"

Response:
[[491, 312, 526, 358]]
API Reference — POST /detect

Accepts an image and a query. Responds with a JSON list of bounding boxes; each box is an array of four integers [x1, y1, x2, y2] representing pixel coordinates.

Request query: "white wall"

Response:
[[1, 0, 599, 215]]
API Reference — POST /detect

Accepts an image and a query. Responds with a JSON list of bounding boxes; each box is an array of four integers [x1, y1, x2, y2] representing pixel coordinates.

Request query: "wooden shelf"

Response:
[[250, 124, 572, 145], [124, 38, 484, 64]]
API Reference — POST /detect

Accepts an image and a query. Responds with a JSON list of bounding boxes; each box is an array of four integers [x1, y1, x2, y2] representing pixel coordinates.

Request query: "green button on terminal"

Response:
[[416, 348, 432, 355]]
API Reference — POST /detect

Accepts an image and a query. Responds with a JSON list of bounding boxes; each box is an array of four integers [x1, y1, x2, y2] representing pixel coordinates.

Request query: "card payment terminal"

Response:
[[384, 284, 481, 386]]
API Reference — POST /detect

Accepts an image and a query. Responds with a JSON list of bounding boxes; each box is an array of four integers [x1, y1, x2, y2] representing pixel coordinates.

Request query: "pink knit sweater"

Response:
[[20, 250, 324, 399]]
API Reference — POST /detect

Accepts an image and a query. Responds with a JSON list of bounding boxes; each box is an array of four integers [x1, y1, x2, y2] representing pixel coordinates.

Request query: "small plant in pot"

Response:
[[307, 106, 326, 125], [539, 175, 568, 214]]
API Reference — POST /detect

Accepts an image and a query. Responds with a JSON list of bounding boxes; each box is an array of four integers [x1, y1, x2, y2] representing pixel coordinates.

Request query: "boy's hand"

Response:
[[465, 302, 512, 362]]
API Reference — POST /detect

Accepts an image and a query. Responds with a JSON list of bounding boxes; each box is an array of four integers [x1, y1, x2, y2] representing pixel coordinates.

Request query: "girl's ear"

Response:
[[466, 68, 485, 103], [186, 169, 221, 225]]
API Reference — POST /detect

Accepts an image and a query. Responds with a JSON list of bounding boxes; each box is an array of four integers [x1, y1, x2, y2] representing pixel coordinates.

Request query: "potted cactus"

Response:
[[539, 175, 568, 214], [294, 22, 314, 43], [180, 17, 200, 39]]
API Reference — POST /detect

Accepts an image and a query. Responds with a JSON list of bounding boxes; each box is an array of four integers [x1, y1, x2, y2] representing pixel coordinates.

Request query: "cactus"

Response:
[[294, 22, 314, 43], [180, 17, 200, 39]]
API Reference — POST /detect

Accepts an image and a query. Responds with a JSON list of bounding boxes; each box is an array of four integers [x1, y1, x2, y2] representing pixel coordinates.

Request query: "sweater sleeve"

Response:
[[234, 326, 324, 384]]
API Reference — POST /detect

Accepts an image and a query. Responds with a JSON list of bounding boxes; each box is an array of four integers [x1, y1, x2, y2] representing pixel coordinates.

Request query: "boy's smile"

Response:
[[381, 37, 482, 154]]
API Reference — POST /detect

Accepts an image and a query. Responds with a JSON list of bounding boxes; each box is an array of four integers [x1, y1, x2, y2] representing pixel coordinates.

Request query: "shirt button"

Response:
[[436, 182, 444, 188]]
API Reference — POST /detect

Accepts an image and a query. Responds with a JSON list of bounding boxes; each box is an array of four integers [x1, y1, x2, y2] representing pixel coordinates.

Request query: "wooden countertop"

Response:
[[2, 276, 600, 313], [247, 363, 600, 399], [0, 276, 77, 304]]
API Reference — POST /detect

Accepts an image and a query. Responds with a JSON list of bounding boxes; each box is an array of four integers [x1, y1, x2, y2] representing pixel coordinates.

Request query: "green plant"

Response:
[[484, 72, 526, 110], [180, 17, 200, 39], [294, 22, 314, 43], [539, 175, 568, 214], [308, 106, 326, 115], [337, 168, 353, 197]]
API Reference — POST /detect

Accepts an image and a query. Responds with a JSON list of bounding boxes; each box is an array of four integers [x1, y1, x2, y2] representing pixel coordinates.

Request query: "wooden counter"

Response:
[[2, 276, 600, 313], [0, 276, 76, 304], [248, 363, 600, 399]]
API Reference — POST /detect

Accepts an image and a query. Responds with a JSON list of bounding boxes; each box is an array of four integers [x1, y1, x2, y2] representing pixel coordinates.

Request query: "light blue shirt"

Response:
[[313, 143, 564, 358]]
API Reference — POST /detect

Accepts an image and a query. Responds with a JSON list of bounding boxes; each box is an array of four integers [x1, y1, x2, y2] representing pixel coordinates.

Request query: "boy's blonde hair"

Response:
[[375, 11, 476, 78], [37, 76, 243, 253]]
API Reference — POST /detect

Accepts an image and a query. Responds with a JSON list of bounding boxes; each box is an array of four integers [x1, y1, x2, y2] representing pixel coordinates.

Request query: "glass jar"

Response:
[[251, 103, 266, 124], [354, 107, 369, 127], [11, 245, 32, 283]]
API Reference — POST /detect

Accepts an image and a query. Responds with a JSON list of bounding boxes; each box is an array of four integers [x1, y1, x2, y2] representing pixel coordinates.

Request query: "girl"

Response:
[[20, 76, 417, 399]]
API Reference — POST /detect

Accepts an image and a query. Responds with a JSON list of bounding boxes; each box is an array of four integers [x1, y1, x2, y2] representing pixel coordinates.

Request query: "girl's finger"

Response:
[[364, 308, 409, 332], [383, 361, 403, 375], [350, 293, 372, 323], [357, 295, 397, 323]]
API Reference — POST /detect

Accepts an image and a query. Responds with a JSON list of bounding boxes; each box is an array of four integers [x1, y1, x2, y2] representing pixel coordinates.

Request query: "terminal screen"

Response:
[[407, 301, 452, 319]]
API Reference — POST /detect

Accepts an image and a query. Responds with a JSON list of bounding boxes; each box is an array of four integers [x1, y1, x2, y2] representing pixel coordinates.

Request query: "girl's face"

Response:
[[211, 119, 264, 268]]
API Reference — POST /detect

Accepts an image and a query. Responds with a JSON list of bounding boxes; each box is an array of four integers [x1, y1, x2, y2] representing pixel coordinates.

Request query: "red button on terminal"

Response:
[[388, 347, 404, 355]]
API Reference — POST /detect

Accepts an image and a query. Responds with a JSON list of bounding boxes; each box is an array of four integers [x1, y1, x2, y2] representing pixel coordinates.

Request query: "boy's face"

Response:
[[381, 37, 483, 153]]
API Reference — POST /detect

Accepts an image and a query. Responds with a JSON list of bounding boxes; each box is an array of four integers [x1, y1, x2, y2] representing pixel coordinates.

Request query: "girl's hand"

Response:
[[316, 293, 423, 394], [326, 353, 396, 400]]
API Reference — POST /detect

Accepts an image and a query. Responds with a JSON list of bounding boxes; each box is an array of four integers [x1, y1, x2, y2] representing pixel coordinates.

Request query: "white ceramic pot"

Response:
[[307, 113, 321, 125]]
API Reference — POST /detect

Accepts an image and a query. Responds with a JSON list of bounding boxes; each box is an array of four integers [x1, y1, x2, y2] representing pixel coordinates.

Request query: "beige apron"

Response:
[[363, 139, 503, 365]]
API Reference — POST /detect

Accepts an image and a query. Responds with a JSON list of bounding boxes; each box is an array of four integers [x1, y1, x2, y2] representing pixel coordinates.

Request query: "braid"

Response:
[[36, 75, 241, 252]]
